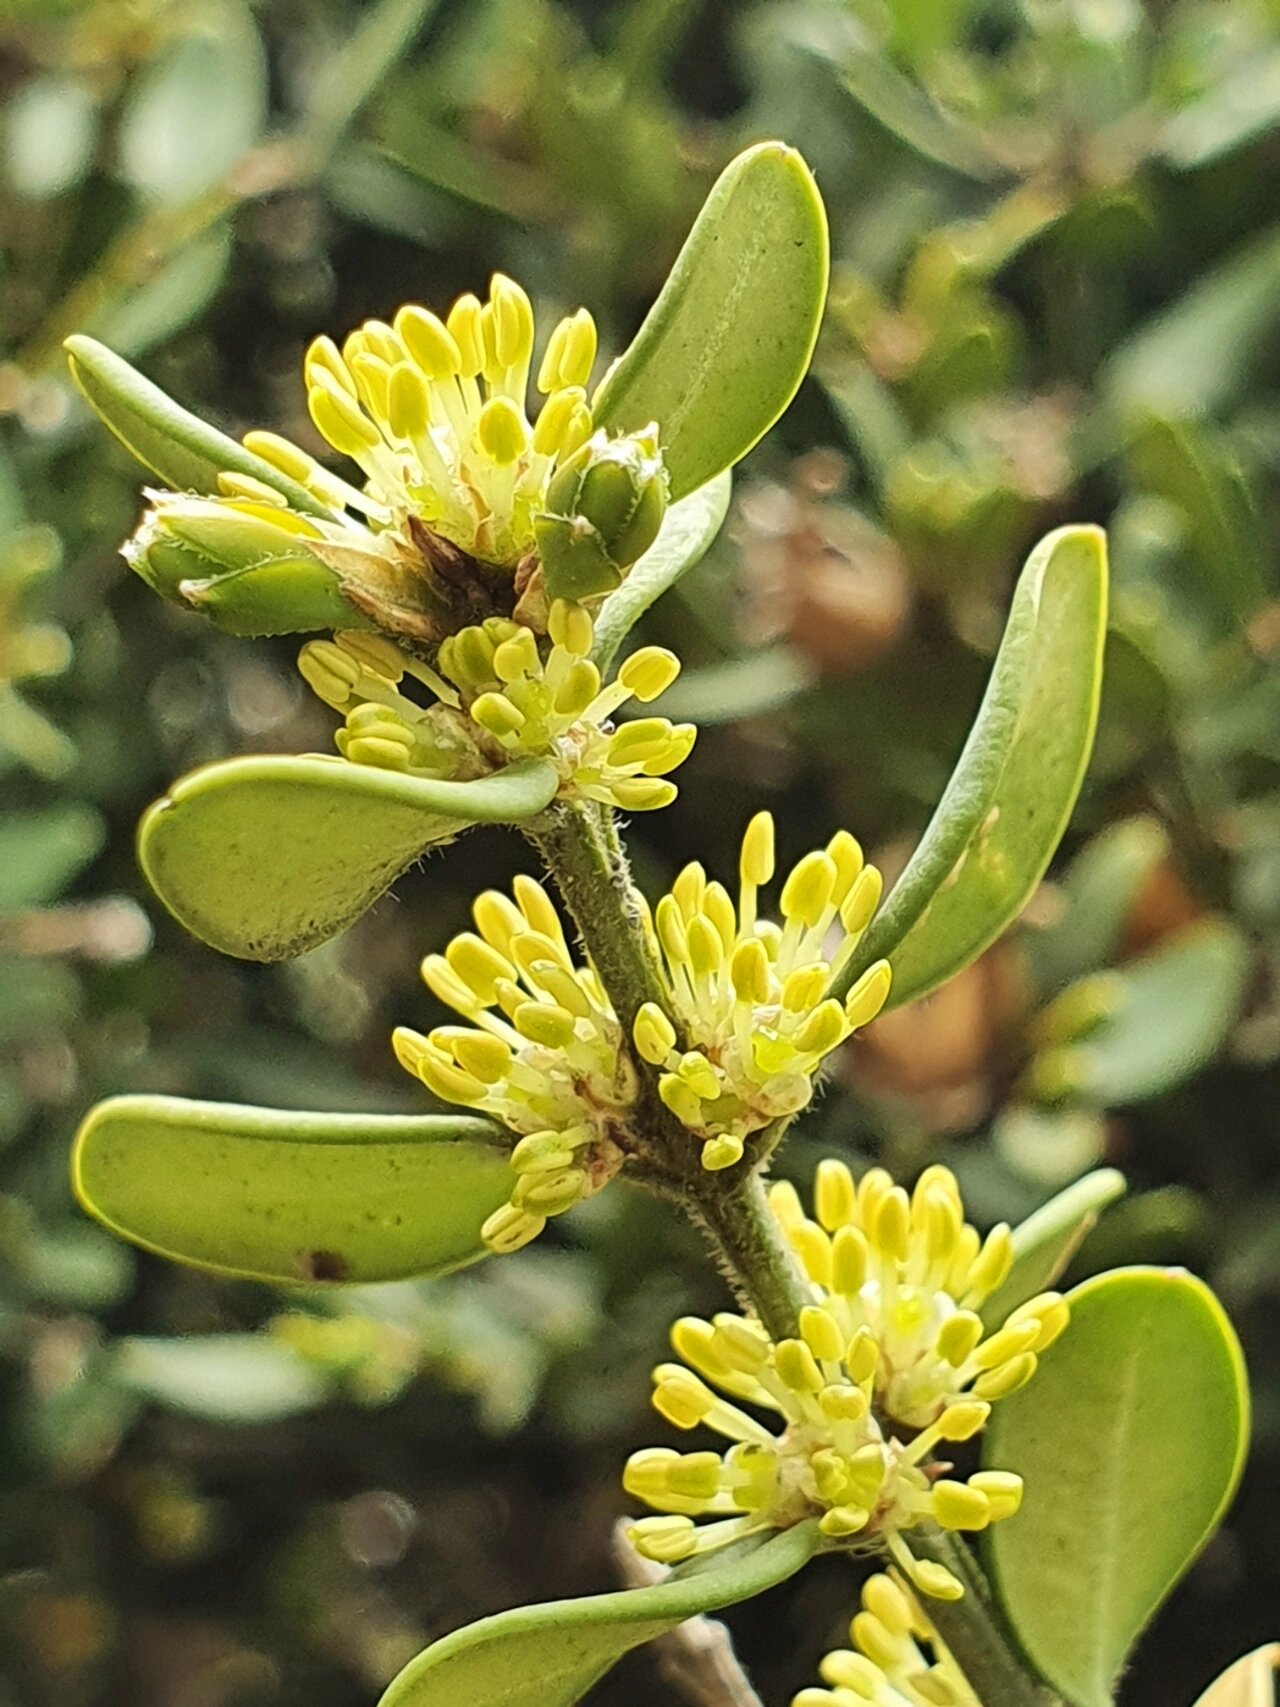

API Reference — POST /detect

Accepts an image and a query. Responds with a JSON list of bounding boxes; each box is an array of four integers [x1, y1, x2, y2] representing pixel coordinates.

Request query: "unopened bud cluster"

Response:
[[624, 1160, 1068, 1601], [120, 275, 669, 639], [297, 600, 695, 811], [793, 1570, 979, 1707], [393, 875, 636, 1254], [633, 812, 892, 1169]]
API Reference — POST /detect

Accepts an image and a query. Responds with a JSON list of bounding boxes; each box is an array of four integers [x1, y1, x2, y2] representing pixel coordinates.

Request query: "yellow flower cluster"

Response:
[[393, 874, 636, 1254], [793, 1571, 978, 1707], [633, 813, 892, 1169], [771, 1160, 1068, 1428], [253, 275, 599, 569], [435, 600, 694, 809], [297, 600, 694, 810], [624, 1161, 1068, 1600]]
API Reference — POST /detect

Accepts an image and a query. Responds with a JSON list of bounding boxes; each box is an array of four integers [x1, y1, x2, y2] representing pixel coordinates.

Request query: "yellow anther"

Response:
[[547, 597, 594, 656], [712, 1315, 770, 1373], [935, 1399, 990, 1440], [308, 379, 380, 456], [686, 916, 724, 979], [611, 777, 678, 810], [446, 293, 485, 376], [618, 646, 680, 701], [387, 361, 431, 439], [790, 1220, 833, 1288], [782, 964, 827, 1012], [819, 1504, 872, 1539], [935, 1312, 984, 1367], [793, 999, 847, 1057], [862, 1572, 914, 1636], [1005, 1292, 1071, 1352], [304, 333, 356, 395], [873, 1188, 912, 1261], [394, 304, 461, 378], [851, 1610, 899, 1669], [800, 1306, 845, 1363], [702, 1133, 744, 1170], [659, 1073, 704, 1128], [538, 308, 598, 392], [740, 812, 776, 888], [973, 1352, 1038, 1401], [628, 1516, 697, 1564], [489, 273, 535, 368], [844, 959, 892, 1029], [672, 862, 706, 920], [472, 889, 526, 954], [775, 1338, 823, 1395], [973, 1319, 1042, 1370], [831, 1225, 869, 1296], [818, 1383, 868, 1423], [780, 851, 837, 928], [964, 1224, 1014, 1303], [845, 1327, 878, 1385], [349, 350, 391, 418], [677, 1051, 720, 1100], [482, 1203, 547, 1254], [840, 865, 883, 934], [653, 1369, 717, 1429], [477, 395, 530, 464], [971, 1470, 1023, 1520], [512, 1001, 577, 1049], [445, 933, 516, 1003], [814, 1159, 856, 1231], [730, 937, 770, 1004], [491, 628, 540, 683], [470, 691, 526, 738], [932, 1479, 991, 1531], [633, 1002, 677, 1065], [242, 429, 316, 482], [670, 1318, 727, 1380]]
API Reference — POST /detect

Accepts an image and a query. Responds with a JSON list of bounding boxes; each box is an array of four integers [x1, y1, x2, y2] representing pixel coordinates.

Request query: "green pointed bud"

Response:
[[534, 426, 668, 601], [123, 494, 362, 637]]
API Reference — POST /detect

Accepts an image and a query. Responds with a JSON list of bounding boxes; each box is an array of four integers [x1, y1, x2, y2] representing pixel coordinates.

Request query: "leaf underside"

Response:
[[73, 1095, 512, 1284], [138, 753, 559, 961], [379, 1523, 820, 1707]]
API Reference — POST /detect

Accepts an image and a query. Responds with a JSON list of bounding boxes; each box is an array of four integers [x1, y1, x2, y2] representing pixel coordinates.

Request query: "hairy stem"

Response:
[[690, 1169, 813, 1343], [529, 797, 668, 1034]]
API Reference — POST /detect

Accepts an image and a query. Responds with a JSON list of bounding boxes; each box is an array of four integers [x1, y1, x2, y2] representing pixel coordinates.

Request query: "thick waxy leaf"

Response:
[[985, 1268, 1249, 1707], [593, 142, 828, 502], [591, 471, 731, 672], [1049, 923, 1249, 1106], [980, 1168, 1126, 1328], [1024, 816, 1168, 996], [380, 1522, 819, 1707], [73, 1095, 511, 1283], [835, 525, 1107, 1010], [1195, 1646, 1280, 1707], [65, 335, 330, 516], [138, 754, 558, 961]]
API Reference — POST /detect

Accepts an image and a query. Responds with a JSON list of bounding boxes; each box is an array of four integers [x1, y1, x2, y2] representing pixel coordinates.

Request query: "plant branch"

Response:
[[688, 1169, 813, 1343]]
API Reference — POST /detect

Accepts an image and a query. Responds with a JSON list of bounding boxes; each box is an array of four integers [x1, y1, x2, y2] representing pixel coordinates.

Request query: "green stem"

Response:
[[913, 1531, 1063, 1707], [529, 797, 668, 1035], [689, 1169, 813, 1343]]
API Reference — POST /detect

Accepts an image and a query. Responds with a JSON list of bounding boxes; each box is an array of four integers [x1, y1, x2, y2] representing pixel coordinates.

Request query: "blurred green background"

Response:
[[2, 1, 1279, 1702]]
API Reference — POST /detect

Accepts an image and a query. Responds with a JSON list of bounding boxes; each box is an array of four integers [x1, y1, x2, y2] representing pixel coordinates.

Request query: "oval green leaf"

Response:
[[593, 142, 828, 502], [380, 1522, 819, 1707], [980, 1168, 1127, 1328], [118, 1334, 329, 1423], [138, 754, 559, 961], [984, 1267, 1250, 1707], [1046, 922, 1249, 1107], [1195, 1646, 1280, 1707], [74, 1095, 512, 1284], [65, 334, 331, 516], [834, 524, 1108, 1011], [591, 470, 731, 672]]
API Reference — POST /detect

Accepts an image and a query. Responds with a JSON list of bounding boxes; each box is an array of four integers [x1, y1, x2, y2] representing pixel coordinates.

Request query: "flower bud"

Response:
[[123, 493, 359, 637], [534, 426, 668, 600]]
